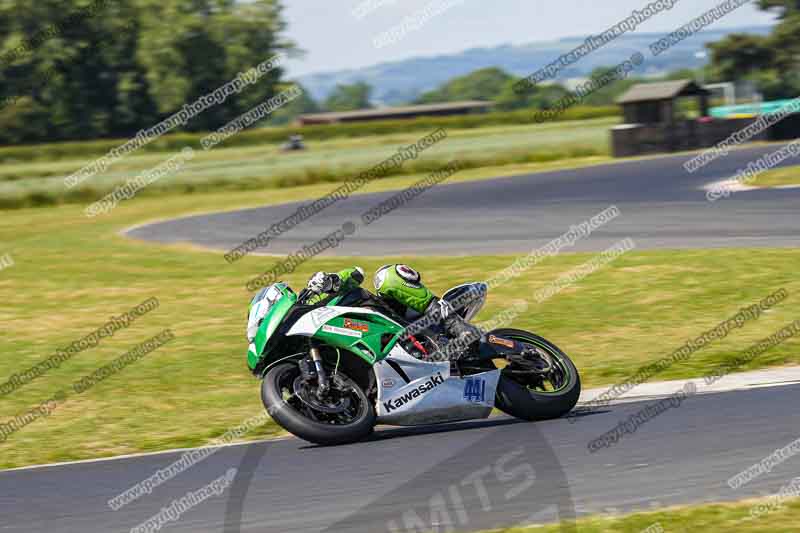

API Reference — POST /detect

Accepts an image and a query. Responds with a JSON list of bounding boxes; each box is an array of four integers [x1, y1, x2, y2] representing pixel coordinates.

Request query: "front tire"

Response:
[[262, 362, 376, 446], [492, 329, 581, 421]]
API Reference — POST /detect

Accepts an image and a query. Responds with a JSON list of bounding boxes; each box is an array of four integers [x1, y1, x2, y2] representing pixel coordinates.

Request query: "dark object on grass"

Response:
[[282, 134, 306, 152]]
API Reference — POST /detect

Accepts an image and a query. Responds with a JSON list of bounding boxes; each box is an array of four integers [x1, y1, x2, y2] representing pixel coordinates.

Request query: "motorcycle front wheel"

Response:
[[491, 328, 581, 421], [262, 362, 376, 445]]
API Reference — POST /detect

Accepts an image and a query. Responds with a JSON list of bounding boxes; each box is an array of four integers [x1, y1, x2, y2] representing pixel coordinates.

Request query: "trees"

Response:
[[708, 0, 800, 99], [267, 82, 320, 125], [757, 0, 800, 18], [416, 67, 513, 104], [0, 0, 294, 144], [495, 79, 571, 111], [708, 34, 774, 82], [575, 66, 641, 107], [323, 82, 372, 111], [414, 67, 574, 111]]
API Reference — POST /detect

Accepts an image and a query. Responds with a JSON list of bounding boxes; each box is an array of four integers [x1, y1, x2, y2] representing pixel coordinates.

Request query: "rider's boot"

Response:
[[425, 299, 483, 361]]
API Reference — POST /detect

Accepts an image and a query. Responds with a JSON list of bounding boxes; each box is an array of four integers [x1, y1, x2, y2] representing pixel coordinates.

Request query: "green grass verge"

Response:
[[490, 498, 800, 532], [751, 166, 800, 188], [1, 183, 798, 469], [0, 117, 616, 209], [0, 106, 618, 165]]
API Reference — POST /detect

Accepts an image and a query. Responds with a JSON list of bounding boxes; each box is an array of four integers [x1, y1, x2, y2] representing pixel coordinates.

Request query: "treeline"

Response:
[[6, 0, 796, 147], [318, 66, 638, 116], [316, 64, 709, 118], [320, 1, 800, 115], [0, 0, 293, 145], [706, 0, 800, 99]]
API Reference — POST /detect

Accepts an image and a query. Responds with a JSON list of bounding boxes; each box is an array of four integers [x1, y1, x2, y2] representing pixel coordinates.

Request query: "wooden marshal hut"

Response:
[[610, 79, 765, 157]]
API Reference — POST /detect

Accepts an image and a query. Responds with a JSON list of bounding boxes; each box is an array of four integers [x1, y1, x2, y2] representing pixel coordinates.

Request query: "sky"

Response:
[[281, 0, 777, 77]]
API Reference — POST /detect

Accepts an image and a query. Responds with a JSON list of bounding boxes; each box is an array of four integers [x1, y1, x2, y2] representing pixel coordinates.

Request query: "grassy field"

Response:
[[751, 166, 800, 188], [0, 117, 616, 208], [490, 498, 800, 532], [1, 172, 799, 469], [0, 105, 618, 165]]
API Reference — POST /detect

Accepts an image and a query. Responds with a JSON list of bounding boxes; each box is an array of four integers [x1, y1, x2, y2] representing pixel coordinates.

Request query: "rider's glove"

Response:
[[308, 272, 342, 295]]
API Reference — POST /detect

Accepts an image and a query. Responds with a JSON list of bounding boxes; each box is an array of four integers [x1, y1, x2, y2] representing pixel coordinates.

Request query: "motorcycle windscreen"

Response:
[[247, 284, 285, 341], [247, 283, 297, 371], [441, 282, 488, 322]]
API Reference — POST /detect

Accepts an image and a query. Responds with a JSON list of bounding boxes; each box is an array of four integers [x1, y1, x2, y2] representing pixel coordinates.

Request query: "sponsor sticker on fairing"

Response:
[[343, 318, 370, 332], [383, 372, 444, 412], [488, 335, 515, 349], [463, 377, 486, 403], [321, 324, 362, 338]]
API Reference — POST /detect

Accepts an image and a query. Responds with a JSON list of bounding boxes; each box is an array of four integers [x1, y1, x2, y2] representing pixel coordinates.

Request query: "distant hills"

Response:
[[297, 26, 773, 105]]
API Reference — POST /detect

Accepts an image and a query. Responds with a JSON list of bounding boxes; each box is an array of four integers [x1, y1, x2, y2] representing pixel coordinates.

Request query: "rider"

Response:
[[305, 264, 482, 359]]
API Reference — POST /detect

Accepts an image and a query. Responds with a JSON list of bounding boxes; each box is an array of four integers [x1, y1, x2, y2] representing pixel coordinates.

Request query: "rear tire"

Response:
[[492, 329, 581, 421], [262, 363, 376, 446]]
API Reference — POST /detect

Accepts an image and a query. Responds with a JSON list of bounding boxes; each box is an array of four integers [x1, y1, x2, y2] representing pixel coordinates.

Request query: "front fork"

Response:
[[299, 341, 330, 397]]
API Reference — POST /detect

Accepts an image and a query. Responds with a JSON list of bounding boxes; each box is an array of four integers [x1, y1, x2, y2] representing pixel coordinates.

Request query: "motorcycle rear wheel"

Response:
[[491, 329, 581, 421], [262, 362, 376, 445]]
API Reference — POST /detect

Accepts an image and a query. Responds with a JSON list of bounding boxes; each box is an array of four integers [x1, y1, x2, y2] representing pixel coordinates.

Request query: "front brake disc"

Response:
[[292, 376, 351, 414]]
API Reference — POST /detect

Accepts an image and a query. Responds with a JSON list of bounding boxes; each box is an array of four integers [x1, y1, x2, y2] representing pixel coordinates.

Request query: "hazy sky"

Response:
[[281, 0, 777, 77]]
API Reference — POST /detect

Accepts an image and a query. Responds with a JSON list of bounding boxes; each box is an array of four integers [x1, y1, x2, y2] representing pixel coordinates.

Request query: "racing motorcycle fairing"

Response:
[[247, 283, 298, 371], [286, 305, 405, 364], [374, 345, 501, 426]]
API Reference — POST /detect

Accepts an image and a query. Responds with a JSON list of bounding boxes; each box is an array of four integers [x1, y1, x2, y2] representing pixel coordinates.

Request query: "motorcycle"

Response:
[[246, 280, 581, 445]]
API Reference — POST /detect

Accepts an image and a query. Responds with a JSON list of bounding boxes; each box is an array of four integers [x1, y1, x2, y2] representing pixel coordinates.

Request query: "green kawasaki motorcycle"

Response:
[[247, 281, 581, 445]]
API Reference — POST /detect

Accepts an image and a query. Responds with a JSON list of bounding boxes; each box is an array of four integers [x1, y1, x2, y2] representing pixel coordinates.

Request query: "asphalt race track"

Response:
[[5, 147, 799, 533], [126, 144, 800, 256], [3, 385, 800, 532]]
